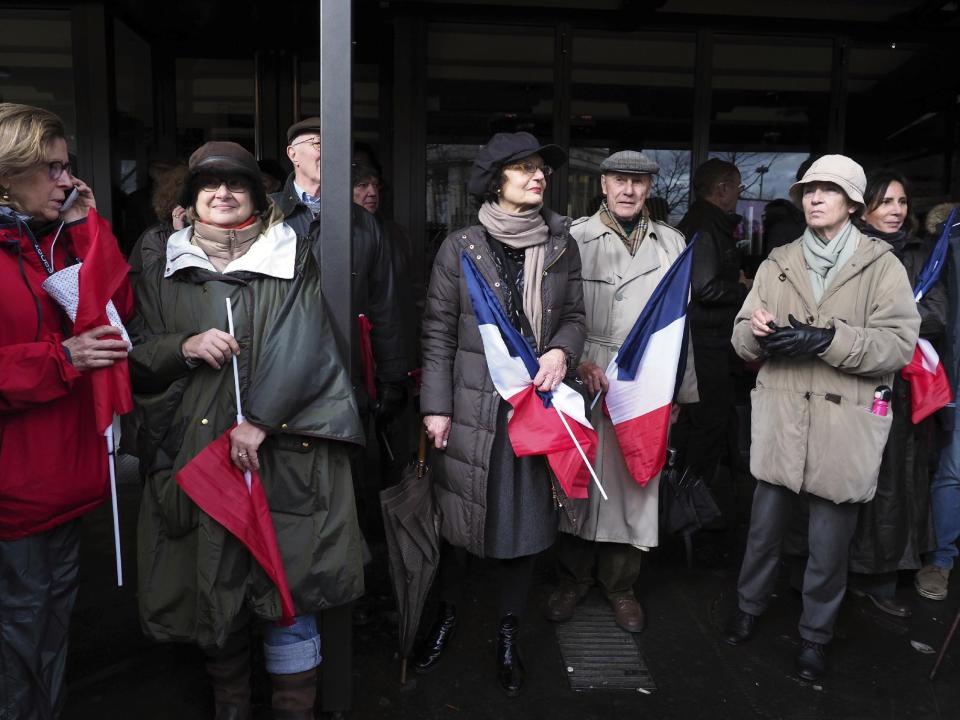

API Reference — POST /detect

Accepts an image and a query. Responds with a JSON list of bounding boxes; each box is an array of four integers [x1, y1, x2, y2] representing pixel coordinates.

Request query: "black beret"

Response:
[[467, 132, 567, 196]]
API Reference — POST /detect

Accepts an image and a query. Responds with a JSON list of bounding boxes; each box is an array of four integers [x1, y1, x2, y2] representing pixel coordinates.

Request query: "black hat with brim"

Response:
[[179, 141, 268, 213], [467, 132, 567, 197]]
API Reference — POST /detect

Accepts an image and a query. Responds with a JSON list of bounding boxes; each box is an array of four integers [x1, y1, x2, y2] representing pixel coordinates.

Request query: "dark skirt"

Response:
[[483, 403, 558, 559]]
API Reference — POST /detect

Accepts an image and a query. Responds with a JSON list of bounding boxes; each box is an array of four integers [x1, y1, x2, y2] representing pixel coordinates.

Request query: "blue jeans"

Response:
[[262, 614, 321, 674], [929, 404, 960, 569]]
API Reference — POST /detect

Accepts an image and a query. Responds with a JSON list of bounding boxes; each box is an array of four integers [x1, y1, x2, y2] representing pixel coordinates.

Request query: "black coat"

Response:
[[677, 199, 748, 336], [848, 233, 946, 574], [272, 176, 409, 404]]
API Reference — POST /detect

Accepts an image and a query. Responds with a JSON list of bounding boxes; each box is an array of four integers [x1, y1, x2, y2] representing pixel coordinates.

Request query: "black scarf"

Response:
[[858, 219, 908, 258]]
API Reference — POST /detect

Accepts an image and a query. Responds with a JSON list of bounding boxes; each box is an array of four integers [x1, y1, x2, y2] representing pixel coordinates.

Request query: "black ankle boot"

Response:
[[496, 614, 525, 697], [413, 602, 457, 674]]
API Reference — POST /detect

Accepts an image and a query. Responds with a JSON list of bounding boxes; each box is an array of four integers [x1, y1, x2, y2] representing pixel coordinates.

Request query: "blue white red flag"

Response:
[[902, 209, 959, 423], [603, 240, 694, 487], [461, 252, 598, 500]]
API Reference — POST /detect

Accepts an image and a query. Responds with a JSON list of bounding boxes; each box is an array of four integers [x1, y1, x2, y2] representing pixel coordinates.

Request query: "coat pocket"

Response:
[[749, 385, 808, 493], [146, 467, 199, 538], [804, 394, 892, 503], [258, 433, 320, 516]]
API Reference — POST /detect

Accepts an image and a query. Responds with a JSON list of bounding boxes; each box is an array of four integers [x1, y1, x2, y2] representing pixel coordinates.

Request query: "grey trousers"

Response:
[[737, 481, 859, 644], [0, 520, 81, 720]]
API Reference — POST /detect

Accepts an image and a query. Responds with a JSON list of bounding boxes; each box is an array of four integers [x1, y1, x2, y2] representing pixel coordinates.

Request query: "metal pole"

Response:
[[318, 0, 353, 713]]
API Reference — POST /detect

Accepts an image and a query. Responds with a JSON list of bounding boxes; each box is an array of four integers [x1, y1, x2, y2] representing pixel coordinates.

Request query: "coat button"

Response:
[[281, 423, 288, 430], [494, 282, 500, 287], [301, 441, 310, 449], [476, 254, 482, 260], [469, 244, 475, 250], [543, 271, 548, 277], [546, 308, 552, 313], [807, 316, 814, 323], [201, 418, 209, 425], [461, 235, 467, 239]]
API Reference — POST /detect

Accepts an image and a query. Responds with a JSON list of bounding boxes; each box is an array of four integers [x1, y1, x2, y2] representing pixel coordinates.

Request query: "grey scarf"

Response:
[[802, 220, 858, 302], [477, 201, 550, 343]]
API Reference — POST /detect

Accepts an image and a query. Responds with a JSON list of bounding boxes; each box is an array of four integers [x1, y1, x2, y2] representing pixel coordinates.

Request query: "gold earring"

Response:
[[0, 186, 9, 202]]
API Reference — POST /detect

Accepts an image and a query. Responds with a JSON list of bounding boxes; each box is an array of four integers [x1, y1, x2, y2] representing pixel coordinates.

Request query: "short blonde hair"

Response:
[[0, 103, 66, 183]]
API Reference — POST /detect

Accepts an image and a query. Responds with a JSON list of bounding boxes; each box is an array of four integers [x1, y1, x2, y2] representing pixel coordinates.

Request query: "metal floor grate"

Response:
[[554, 596, 657, 693]]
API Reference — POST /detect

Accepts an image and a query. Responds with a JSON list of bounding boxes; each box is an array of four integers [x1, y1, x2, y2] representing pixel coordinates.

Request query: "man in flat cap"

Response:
[[545, 150, 698, 632], [272, 117, 409, 446], [675, 158, 749, 493]]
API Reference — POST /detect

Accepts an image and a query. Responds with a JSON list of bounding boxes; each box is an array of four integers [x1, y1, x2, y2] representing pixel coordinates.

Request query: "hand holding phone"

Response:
[[60, 180, 96, 223]]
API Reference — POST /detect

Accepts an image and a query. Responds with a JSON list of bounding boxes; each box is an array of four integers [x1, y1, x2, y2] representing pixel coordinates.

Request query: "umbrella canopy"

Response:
[[379, 428, 440, 683]]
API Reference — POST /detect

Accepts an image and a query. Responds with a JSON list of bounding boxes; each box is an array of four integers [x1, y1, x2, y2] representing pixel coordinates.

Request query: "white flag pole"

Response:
[[553, 405, 607, 501], [225, 298, 252, 493], [105, 426, 123, 586]]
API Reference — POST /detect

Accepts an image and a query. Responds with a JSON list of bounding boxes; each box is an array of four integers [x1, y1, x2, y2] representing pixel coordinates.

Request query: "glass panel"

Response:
[[709, 36, 831, 253], [568, 31, 695, 222], [176, 57, 255, 153], [0, 9, 75, 146], [426, 23, 555, 143], [299, 60, 380, 146], [425, 143, 483, 269], [112, 20, 155, 196]]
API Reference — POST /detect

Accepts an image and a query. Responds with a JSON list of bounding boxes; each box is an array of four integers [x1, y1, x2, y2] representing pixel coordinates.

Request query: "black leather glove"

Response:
[[375, 381, 408, 424], [759, 314, 835, 357]]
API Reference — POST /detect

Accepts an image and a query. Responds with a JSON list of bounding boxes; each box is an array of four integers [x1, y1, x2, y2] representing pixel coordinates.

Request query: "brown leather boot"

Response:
[[270, 667, 317, 720], [204, 633, 252, 720]]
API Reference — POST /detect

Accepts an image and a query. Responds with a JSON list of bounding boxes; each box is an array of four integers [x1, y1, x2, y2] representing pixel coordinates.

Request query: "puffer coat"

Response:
[[129, 220, 365, 648], [732, 228, 920, 504], [420, 208, 586, 557]]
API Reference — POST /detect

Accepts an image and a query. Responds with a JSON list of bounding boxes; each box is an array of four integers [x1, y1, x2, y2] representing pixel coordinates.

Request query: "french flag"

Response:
[[603, 240, 694, 487], [461, 253, 599, 500], [902, 207, 958, 424]]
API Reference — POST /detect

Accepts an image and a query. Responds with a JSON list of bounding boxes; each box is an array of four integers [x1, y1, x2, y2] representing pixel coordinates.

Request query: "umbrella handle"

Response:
[[417, 424, 428, 479]]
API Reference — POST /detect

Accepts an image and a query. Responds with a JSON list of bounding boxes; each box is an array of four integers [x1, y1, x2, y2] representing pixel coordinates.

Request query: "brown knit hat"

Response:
[[179, 141, 268, 212]]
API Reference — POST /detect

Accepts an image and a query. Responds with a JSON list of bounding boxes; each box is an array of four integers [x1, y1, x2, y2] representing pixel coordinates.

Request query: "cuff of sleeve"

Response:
[[818, 319, 855, 366]]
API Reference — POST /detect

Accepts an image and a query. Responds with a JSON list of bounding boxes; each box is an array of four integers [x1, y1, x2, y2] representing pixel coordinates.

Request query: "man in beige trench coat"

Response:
[[544, 151, 698, 632]]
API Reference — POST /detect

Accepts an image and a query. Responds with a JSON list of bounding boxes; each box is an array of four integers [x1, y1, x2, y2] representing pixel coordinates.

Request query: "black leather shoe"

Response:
[[413, 602, 457, 674], [497, 614, 525, 697], [851, 588, 913, 618], [723, 609, 758, 646], [795, 640, 826, 681], [545, 585, 585, 623]]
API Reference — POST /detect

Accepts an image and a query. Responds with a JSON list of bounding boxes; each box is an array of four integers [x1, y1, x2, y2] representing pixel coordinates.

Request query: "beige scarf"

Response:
[[191, 218, 263, 272], [477, 200, 550, 343]]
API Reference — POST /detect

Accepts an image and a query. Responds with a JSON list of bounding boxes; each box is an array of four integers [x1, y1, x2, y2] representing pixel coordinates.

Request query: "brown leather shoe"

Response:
[[609, 594, 645, 633], [544, 585, 585, 623]]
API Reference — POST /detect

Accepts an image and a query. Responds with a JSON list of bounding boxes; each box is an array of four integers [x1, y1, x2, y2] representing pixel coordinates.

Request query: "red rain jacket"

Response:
[[0, 212, 132, 540]]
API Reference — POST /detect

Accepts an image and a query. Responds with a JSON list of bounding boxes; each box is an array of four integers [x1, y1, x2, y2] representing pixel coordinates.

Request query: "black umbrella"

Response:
[[659, 447, 721, 566], [380, 428, 441, 683]]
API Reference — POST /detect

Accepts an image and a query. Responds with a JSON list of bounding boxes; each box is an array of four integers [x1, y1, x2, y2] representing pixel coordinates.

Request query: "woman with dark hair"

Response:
[[0, 102, 132, 718], [126, 163, 188, 292], [846, 169, 947, 616], [417, 131, 586, 696], [130, 141, 364, 718]]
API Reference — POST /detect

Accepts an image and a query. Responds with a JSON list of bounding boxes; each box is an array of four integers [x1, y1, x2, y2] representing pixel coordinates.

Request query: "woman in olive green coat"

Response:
[[130, 141, 364, 719]]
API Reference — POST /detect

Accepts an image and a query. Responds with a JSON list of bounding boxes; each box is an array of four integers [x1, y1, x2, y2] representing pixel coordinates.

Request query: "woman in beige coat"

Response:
[[723, 155, 919, 681]]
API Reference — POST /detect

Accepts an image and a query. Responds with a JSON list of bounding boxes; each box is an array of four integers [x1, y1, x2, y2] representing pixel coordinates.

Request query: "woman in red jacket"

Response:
[[0, 103, 131, 718]]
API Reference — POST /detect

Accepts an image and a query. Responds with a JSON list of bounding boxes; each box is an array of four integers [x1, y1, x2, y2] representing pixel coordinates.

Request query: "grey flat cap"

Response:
[[600, 150, 659, 176]]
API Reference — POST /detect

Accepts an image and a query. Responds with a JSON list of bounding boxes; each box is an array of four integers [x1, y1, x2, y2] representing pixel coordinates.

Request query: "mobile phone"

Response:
[[61, 186, 80, 214]]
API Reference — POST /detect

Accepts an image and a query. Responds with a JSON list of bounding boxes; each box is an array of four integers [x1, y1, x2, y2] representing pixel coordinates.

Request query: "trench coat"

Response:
[[420, 208, 586, 557], [558, 213, 698, 548], [732, 229, 920, 504], [129, 220, 365, 649]]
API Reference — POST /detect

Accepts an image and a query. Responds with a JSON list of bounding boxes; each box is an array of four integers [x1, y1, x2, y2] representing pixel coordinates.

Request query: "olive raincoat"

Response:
[[129, 219, 365, 649]]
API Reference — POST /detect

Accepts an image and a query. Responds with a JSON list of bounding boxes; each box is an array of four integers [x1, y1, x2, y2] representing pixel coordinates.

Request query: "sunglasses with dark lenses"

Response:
[[198, 176, 250, 193]]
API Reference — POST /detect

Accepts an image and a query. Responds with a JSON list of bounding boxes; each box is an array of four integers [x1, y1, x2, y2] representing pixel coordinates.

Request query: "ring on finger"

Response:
[[238, 451, 248, 458]]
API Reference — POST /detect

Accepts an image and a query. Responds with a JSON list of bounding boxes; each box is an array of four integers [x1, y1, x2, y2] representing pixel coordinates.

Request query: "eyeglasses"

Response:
[[198, 177, 250, 193], [47, 161, 72, 181], [291, 137, 321, 151], [504, 160, 553, 177]]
